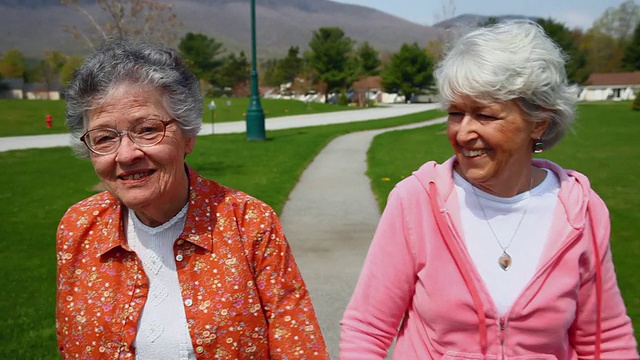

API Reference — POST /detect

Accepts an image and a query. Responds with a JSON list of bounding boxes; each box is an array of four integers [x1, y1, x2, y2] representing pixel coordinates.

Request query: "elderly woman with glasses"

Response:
[[56, 39, 328, 360]]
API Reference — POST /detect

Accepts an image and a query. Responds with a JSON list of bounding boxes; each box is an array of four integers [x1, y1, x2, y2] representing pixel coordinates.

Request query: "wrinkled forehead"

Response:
[[83, 83, 166, 128]]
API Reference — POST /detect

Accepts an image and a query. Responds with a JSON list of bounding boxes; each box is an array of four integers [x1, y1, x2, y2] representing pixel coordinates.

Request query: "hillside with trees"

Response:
[[0, 0, 442, 59], [1, 0, 638, 104]]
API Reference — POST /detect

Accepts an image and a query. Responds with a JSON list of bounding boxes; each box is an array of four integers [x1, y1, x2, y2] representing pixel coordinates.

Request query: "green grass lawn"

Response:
[[368, 101, 640, 342], [0, 109, 444, 359], [1, 101, 637, 357], [0, 97, 355, 137]]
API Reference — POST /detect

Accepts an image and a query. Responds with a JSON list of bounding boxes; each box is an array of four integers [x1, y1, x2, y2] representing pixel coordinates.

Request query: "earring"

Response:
[[532, 139, 544, 154]]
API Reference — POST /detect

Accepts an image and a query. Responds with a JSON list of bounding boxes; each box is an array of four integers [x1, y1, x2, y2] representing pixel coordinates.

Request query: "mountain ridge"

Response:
[[0, 0, 443, 59]]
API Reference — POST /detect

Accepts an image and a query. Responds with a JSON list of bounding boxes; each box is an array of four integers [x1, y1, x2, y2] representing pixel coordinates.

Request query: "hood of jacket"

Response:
[[411, 156, 593, 231]]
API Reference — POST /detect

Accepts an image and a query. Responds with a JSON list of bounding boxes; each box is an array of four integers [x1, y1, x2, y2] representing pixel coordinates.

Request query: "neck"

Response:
[[468, 165, 541, 198], [134, 193, 189, 227], [132, 171, 190, 227]]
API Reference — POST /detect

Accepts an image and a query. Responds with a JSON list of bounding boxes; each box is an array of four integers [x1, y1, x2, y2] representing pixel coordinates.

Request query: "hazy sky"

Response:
[[333, 0, 630, 29]]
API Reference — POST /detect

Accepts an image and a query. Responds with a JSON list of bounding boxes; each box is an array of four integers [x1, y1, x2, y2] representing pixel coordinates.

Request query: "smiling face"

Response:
[[447, 95, 548, 197], [87, 84, 196, 226]]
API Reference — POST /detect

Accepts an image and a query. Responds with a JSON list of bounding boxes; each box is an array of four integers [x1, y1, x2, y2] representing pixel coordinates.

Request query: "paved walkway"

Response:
[[280, 117, 446, 359], [0, 103, 439, 152]]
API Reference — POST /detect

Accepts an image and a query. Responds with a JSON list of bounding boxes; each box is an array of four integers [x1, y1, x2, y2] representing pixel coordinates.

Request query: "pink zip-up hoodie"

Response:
[[340, 157, 638, 359]]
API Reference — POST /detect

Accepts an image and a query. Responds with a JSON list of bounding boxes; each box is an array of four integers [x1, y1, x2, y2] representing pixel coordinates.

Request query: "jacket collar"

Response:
[[411, 156, 592, 229], [97, 166, 216, 256]]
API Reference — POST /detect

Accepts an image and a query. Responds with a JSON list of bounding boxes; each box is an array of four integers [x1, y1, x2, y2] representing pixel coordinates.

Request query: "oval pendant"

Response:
[[498, 251, 512, 271]]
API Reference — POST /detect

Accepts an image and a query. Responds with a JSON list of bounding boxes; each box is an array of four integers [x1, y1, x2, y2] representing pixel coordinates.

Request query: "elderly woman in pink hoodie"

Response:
[[340, 20, 638, 359]]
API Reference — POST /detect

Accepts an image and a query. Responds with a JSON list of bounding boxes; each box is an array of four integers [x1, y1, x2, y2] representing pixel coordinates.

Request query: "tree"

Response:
[[537, 18, 588, 84], [622, 23, 640, 70], [214, 51, 250, 96], [60, 0, 182, 50], [593, 0, 640, 43], [0, 76, 7, 92], [429, 0, 463, 64], [60, 56, 85, 85], [581, 27, 624, 73], [178, 32, 225, 81], [355, 42, 381, 77], [633, 90, 640, 110], [274, 46, 304, 85], [0, 49, 26, 79], [307, 27, 355, 102], [381, 43, 434, 103], [260, 58, 279, 87], [35, 51, 67, 94], [424, 39, 445, 63], [581, 0, 640, 73]]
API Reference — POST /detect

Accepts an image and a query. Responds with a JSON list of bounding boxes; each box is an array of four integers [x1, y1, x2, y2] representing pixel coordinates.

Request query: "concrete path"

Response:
[[0, 103, 439, 152], [280, 117, 446, 359]]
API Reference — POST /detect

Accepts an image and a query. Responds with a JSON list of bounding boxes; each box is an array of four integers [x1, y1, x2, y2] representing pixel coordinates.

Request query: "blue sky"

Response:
[[333, 0, 630, 30]]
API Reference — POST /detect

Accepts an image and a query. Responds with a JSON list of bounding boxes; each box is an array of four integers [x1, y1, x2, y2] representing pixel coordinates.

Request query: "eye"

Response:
[[139, 126, 158, 134], [133, 120, 164, 139], [478, 113, 497, 121], [91, 131, 118, 145], [447, 111, 464, 122]]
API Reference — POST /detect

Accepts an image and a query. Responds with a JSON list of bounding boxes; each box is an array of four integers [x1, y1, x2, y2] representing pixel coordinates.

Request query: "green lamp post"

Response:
[[245, 0, 266, 140]]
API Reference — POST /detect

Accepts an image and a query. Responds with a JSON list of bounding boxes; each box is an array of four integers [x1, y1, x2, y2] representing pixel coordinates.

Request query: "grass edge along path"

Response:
[[0, 109, 444, 359], [0, 98, 357, 137], [367, 102, 640, 343]]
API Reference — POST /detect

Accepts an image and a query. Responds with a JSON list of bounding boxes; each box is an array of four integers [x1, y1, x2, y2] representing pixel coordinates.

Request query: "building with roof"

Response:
[[0, 78, 63, 100], [579, 71, 640, 101]]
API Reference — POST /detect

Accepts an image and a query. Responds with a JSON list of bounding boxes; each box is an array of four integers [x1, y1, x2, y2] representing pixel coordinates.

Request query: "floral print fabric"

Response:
[[56, 167, 328, 359]]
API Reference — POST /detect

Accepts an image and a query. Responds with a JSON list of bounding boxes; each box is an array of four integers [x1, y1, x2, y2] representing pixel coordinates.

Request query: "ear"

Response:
[[184, 136, 196, 155], [532, 120, 550, 140]]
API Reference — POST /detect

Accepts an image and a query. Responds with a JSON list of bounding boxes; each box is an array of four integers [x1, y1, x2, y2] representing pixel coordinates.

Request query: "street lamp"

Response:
[[245, 0, 266, 141]]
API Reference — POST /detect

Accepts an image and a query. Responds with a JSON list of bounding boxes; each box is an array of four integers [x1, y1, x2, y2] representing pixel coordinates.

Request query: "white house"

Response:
[[579, 71, 640, 101], [0, 78, 25, 99], [0, 78, 63, 100]]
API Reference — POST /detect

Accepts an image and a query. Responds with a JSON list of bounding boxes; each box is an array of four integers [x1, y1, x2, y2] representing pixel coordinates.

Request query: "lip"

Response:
[[461, 148, 490, 157], [118, 169, 156, 181]]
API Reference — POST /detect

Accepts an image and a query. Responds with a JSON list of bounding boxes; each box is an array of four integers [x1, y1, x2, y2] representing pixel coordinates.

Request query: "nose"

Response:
[[114, 135, 144, 164], [454, 114, 479, 143]]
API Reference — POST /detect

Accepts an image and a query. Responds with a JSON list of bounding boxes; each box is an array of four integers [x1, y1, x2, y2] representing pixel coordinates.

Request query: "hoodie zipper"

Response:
[[440, 209, 585, 357], [499, 317, 506, 359]]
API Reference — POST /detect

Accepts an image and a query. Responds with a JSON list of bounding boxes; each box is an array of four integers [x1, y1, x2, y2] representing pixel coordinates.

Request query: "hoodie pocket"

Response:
[[443, 351, 498, 359], [443, 351, 557, 359]]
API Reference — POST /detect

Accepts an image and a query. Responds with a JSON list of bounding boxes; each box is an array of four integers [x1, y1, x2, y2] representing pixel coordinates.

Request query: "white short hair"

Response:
[[435, 20, 579, 150]]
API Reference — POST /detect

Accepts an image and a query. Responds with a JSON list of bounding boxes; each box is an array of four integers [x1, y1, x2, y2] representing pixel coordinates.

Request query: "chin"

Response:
[[458, 167, 491, 184], [115, 190, 154, 209]]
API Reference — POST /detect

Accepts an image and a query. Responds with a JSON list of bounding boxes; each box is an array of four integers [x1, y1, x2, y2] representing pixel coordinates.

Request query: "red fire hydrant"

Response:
[[45, 114, 52, 128]]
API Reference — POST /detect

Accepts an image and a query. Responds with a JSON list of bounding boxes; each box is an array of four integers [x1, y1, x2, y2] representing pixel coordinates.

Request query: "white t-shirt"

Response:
[[454, 168, 560, 315], [126, 203, 196, 360]]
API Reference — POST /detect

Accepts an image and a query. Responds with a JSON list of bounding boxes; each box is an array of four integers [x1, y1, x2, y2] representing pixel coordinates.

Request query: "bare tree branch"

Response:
[[59, 0, 181, 49]]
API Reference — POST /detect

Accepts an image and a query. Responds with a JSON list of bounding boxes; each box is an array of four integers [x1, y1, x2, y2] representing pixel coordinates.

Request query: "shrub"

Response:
[[338, 91, 349, 106], [633, 90, 640, 111]]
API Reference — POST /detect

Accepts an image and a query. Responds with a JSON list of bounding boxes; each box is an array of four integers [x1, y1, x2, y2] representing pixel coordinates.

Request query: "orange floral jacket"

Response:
[[56, 167, 328, 359]]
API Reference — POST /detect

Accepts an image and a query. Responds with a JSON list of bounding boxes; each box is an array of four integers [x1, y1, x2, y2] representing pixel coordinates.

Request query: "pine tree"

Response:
[[622, 23, 640, 70]]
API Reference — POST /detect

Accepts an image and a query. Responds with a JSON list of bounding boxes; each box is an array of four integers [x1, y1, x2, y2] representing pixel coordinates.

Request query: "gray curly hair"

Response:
[[65, 38, 203, 157]]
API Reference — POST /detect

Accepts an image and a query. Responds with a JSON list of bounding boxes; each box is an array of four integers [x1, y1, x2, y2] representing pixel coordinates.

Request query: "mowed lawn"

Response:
[[0, 108, 444, 359], [0, 97, 356, 137], [368, 102, 640, 341], [0, 102, 637, 357]]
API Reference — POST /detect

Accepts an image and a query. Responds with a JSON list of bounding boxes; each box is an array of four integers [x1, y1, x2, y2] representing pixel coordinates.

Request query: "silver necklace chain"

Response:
[[471, 172, 534, 271]]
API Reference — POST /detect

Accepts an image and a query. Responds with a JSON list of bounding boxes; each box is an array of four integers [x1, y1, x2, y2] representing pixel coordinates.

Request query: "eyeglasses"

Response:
[[81, 118, 176, 155]]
